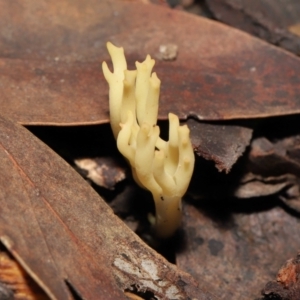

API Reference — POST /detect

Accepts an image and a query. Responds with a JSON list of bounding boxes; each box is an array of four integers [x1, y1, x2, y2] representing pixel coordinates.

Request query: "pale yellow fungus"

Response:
[[102, 42, 195, 238]]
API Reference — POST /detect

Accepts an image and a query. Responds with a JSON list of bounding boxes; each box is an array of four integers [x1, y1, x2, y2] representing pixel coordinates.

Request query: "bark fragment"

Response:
[[262, 253, 300, 300]]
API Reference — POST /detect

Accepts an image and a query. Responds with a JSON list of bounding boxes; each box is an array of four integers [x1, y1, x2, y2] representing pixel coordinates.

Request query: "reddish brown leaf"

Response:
[[0, 0, 300, 125], [0, 114, 215, 300]]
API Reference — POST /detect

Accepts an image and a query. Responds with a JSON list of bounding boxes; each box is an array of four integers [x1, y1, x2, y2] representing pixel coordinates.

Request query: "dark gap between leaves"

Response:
[[167, 0, 214, 19], [65, 280, 83, 300], [251, 114, 300, 142], [25, 123, 176, 262], [124, 284, 158, 300]]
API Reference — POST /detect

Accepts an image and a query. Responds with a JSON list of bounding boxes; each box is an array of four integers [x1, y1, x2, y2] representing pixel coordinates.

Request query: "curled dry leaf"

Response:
[[0, 0, 300, 126], [234, 173, 297, 199], [245, 136, 300, 211], [0, 114, 215, 300], [249, 136, 300, 177]]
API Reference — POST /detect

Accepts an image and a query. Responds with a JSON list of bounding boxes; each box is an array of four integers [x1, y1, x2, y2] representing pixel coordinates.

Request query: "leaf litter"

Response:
[[1, 0, 300, 299]]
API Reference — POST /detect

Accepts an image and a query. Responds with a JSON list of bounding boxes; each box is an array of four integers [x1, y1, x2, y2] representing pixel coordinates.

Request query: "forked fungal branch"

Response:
[[102, 42, 195, 238]]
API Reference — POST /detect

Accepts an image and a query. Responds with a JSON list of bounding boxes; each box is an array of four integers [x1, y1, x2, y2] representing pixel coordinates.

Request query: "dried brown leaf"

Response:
[[0, 0, 300, 125]]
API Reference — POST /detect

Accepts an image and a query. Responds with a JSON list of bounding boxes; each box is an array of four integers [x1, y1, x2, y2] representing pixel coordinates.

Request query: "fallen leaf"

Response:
[[249, 136, 300, 177], [0, 114, 215, 300], [187, 119, 253, 172], [206, 0, 300, 55], [234, 173, 297, 199], [245, 136, 300, 211], [0, 0, 300, 125], [177, 202, 300, 300]]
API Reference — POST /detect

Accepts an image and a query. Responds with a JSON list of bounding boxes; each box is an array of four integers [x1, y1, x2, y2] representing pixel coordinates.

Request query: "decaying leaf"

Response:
[[234, 173, 297, 199], [244, 135, 300, 211], [249, 136, 300, 177], [187, 119, 253, 172], [262, 252, 300, 300], [0, 114, 215, 300], [177, 202, 300, 300]]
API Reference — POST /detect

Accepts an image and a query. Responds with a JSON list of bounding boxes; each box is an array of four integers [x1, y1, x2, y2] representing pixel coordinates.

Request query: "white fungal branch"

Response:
[[102, 42, 195, 237]]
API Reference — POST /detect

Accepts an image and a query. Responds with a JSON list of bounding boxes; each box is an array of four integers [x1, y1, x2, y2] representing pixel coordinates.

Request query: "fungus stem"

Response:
[[152, 194, 182, 238]]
